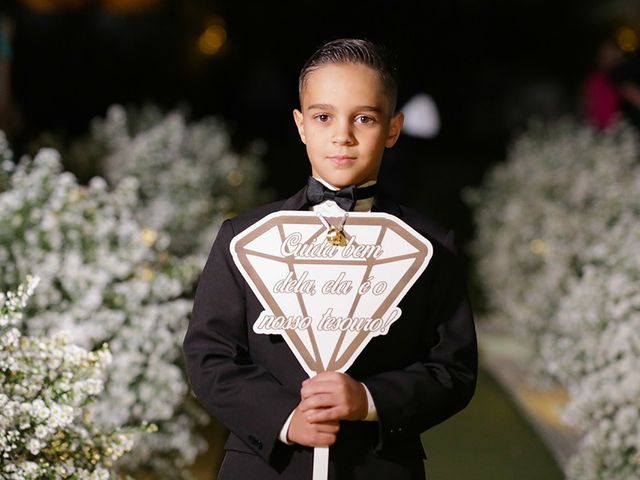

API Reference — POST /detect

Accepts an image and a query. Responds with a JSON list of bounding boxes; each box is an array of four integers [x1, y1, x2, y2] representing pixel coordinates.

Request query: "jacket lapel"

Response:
[[372, 192, 403, 218], [280, 187, 309, 211]]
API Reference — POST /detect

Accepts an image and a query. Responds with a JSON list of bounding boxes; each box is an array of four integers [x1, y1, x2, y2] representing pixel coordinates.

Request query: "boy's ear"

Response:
[[385, 111, 404, 148], [293, 109, 306, 144]]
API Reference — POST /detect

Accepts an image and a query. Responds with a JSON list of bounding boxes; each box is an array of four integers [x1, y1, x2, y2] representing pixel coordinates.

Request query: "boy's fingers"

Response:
[[301, 380, 341, 398], [311, 371, 342, 381], [299, 393, 335, 411], [305, 372, 343, 385], [302, 372, 342, 389], [307, 406, 343, 423], [315, 421, 340, 434], [310, 432, 337, 447]]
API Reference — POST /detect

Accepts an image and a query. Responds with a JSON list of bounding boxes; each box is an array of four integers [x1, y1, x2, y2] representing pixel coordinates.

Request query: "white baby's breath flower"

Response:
[[0, 279, 137, 478], [3, 105, 267, 476], [467, 119, 640, 478]]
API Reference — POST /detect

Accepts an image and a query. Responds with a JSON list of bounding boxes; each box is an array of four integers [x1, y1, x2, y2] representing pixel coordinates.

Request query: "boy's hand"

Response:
[[287, 405, 340, 447], [299, 372, 368, 423]]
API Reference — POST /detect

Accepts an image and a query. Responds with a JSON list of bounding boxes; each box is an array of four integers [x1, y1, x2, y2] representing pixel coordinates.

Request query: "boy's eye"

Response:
[[314, 114, 330, 122], [355, 115, 375, 124]]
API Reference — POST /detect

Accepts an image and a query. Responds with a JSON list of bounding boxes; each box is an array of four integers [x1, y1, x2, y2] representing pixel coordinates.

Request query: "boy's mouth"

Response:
[[328, 155, 356, 165]]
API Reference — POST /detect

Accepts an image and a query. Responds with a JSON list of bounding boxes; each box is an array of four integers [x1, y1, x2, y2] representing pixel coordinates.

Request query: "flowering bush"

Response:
[[542, 213, 640, 480], [466, 120, 639, 351], [0, 147, 205, 478], [1, 276, 138, 479], [71, 104, 269, 260], [467, 119, 640, 478], [1, 106, 270, 476]]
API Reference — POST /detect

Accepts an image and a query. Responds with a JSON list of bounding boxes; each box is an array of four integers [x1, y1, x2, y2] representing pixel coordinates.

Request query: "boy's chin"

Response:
[[327, 177, 361, 188], [317, 172, 372, 189]]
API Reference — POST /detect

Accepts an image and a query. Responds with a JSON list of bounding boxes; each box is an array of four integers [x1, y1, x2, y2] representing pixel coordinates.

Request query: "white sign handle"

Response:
[[312, 446, 329, 480]]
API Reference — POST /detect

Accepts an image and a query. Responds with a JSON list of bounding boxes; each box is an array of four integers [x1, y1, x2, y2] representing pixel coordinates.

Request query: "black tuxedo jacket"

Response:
[[183, 186, 477, 480]]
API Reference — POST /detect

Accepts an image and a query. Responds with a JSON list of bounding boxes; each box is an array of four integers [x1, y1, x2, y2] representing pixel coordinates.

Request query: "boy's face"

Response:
[[293, 63, 403, 188]]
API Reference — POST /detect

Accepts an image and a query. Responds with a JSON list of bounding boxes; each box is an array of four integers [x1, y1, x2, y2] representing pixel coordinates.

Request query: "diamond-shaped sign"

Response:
[[230, 211, 433, 377]]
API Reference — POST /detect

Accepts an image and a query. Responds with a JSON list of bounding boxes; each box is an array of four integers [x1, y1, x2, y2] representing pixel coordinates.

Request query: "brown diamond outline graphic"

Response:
[[231, 212, 433, 374]]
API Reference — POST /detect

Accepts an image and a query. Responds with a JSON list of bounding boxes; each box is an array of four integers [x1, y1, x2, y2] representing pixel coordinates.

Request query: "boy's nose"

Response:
[[332, 121, 355, 145]]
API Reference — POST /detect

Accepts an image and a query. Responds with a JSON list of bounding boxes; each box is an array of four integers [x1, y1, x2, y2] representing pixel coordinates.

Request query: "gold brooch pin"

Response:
[[326, 226, 347, 246], [317, 212, 348, 247]]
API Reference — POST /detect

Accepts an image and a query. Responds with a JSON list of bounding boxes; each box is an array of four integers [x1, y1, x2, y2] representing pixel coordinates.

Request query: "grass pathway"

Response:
[[421, 369, 564, 479]]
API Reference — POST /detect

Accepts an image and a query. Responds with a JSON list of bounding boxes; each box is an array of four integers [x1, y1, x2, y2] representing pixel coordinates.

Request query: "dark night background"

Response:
[[2, 0, 637, 249]]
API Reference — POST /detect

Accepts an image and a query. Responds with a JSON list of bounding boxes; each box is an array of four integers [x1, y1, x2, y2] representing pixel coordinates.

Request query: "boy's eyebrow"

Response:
[[357, 106, 384, 114], [307, 103, 384, 113], [307, 103, 335, 110]]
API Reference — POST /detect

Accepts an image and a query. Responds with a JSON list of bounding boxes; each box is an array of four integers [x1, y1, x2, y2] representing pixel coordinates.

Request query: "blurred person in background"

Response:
[[583, 34, 622, 130]]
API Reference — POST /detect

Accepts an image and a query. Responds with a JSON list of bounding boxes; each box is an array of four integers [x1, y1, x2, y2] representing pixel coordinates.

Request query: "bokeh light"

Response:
[[616, 26, 639, 52], [100, 0, 163, 14], [198, 23, 227, 56], [529, 238, 548, 256], [19, 0, 89, 13], [227, 169, 244, 186]]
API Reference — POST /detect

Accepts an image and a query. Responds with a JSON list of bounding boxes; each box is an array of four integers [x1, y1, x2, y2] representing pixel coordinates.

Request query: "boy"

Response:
[[183, 38, 477, 480]]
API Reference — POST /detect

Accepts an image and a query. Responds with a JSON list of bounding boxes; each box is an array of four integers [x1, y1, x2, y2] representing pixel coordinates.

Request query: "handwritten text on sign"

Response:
[[230, 211, 433, 376]]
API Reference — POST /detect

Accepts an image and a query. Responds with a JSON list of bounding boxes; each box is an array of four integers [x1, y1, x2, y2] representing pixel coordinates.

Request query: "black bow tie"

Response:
[[306, 177, 377, 211]]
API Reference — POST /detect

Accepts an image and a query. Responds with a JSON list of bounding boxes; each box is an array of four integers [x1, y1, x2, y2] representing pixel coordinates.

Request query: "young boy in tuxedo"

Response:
[[183, 38, 477, 480]]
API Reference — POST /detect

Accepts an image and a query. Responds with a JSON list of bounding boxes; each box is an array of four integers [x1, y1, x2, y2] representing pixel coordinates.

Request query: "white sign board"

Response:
[[230, 211, 433, 479]]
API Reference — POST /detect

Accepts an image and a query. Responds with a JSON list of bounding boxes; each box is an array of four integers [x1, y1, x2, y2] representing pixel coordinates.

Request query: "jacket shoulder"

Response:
[[226, 199, 288, 234], [397, 204, 455, 253]]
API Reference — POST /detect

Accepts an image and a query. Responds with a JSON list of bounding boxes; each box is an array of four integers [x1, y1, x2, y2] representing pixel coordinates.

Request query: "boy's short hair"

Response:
[[298, 38, 399, 113]]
